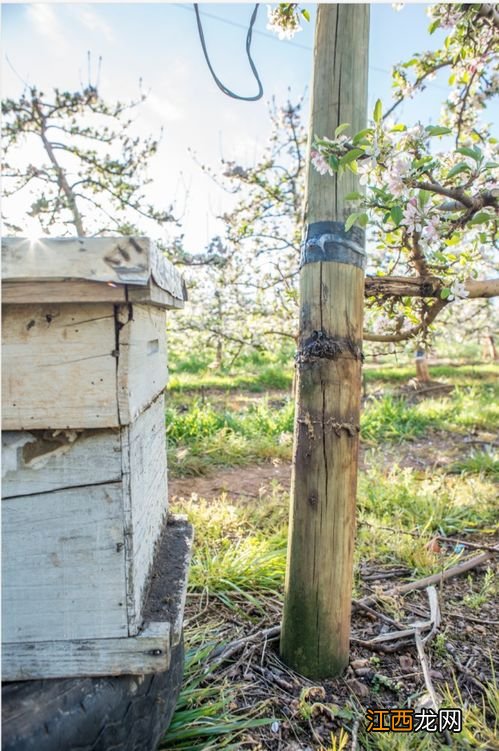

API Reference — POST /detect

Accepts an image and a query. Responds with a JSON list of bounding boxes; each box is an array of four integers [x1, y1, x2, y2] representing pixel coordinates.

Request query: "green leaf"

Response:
[[301, 8, 311, 22], [413, 156, 433, 169], [418, 189, 431, 208], [328, 154, 339, 171], [334, 122, 350, 138], [446, 162, 472, 179], [425, 125, 452, 137], [429, 18, 440, 34], [373, 99, 383, 125], [314, 137, 335, 148], [358, 212, 369, 228], [440, 288, 451, 300], [353, 128, 374, 145], [470, 211, 494, 225], [456, 146, 481, 162], [339, 148, 365, 167], [390, 124, 407, 132], [344, 191, 363, 201], [390, 206, 404, 226], [345, 212, 361, 232]]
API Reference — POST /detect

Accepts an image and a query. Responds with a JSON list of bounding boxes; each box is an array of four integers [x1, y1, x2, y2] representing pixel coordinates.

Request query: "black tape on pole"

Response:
[[300, 221, 366, 270]]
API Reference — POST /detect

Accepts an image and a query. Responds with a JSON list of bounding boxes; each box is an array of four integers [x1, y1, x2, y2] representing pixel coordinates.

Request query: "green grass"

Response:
[[173, 467, 498, 602], [165, 377, 498, 475], [168, 465, 498, 749], [452, 449, 499, 477], [361, 396, 432, 443], [363, 363, 499, 386], [166, 398, 294, 475], [174, 491, 288, 610], [168, 365, 293, 393], [163, 359, 498, 750], [356, 467, 498, 577], [160, 624, 273, 750], [359, 675, 499, 750], [167, 355, 498, 395]]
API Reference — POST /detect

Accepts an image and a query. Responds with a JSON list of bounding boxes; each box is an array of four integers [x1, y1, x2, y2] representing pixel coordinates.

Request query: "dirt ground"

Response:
[[169, 429, 496, 502]]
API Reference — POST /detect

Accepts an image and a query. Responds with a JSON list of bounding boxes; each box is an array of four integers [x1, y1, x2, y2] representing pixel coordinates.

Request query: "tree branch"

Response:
[[364, 275, 499, 300]]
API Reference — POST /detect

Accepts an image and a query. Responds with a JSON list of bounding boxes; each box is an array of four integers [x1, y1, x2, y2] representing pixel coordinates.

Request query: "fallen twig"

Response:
[[350, 636, 412, 654], [361, 567, 411, 581], [355, 552, 491, 609], [446, 610, 499, 626], [209, 625, 281, 665], [360, 521, 499, 554], [352, 598, 406, 630], [422, 586, 441, 646], [446, 643, 487, 692], [415, 629, 439, 710]]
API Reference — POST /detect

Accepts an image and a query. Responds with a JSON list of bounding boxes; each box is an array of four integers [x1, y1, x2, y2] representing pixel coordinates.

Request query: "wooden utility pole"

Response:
[[280, 4, 369, 678]]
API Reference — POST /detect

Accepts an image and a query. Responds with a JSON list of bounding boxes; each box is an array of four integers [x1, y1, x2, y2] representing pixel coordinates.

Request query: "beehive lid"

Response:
[[2, 237, 187, 308]]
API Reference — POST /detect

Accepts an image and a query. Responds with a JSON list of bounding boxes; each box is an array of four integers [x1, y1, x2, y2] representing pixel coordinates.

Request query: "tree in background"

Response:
[[307, 2, 498, 345], [168, 98, 306, 367], [173, 3, 498, 369], [2, 82, 174, 237], [3, 5, 498, 369]]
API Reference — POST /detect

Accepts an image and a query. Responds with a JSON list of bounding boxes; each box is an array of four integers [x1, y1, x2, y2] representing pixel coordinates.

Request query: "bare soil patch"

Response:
[[169, 429, 495, 502]]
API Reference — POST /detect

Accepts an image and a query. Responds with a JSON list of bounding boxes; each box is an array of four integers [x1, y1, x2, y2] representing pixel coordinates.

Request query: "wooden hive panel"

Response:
[[1, 303, 168, 430], [2, 303, 118, 430], [1, 394, 168, 644], [122, 395, 168, 632], [2, 482, 129, 643]]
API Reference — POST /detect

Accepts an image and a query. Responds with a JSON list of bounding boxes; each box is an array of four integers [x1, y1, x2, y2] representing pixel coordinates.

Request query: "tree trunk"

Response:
[[482, 334, 497, 361], [415, 347, 431, 382], [280, 4, 369, 679], [213, 292, 223, 370]]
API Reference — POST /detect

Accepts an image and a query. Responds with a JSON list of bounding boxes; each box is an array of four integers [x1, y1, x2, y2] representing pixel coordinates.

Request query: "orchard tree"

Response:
[[303, 2, 499, 345], [169, 98, 306, 366], [174, 3, 498, 368], [2, 83, 175, 237]]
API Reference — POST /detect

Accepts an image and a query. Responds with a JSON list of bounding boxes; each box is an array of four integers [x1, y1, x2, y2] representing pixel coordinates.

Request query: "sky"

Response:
[[1, 2, 487, 250]]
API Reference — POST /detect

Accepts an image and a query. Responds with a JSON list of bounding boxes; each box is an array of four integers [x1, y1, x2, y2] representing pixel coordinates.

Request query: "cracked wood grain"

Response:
[[281, 4, 369, 679]]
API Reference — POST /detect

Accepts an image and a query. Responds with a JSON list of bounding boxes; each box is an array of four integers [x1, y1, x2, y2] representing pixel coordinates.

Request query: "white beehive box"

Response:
[[1, 237, 191, 681]]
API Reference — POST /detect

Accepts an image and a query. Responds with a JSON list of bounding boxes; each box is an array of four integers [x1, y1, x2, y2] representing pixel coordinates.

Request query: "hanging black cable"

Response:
[[193, 3, 264, 101]]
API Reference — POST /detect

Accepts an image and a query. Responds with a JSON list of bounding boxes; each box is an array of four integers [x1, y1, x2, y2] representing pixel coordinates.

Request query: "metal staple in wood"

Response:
[[298, 415, 360, 437]]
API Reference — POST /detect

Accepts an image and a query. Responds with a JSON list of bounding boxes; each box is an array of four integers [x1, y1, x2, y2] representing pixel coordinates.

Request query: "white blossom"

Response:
[[402, 199, 423, 232], [448, 279, 470, 301], [421, 215, 441, 244], [386, 154, 411, 195], [310, 149, 333, 176], [266, 5, 302, 40], [357, 157, 376, 186]]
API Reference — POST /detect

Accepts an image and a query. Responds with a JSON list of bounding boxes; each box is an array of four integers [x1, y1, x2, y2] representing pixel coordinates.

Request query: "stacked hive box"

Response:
[[2, 237, 191, 680]]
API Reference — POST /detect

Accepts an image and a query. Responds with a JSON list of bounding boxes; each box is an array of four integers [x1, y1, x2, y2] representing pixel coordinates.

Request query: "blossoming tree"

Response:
[[269, 1, 498, 679], [308, 2, 499, 345]]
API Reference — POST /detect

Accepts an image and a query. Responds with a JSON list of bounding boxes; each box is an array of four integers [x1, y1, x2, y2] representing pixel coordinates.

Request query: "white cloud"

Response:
[[26, 5, 67, 51], [67, 5, 116, 45], [145, 92, 184, 123]]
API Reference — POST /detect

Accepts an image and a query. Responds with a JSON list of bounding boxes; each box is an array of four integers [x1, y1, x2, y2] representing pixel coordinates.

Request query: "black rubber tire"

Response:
[[2, 638, 184, 751]]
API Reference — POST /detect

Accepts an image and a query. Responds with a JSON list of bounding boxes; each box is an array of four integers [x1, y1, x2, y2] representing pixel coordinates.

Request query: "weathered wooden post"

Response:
[[280, 4, 369, 678]]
